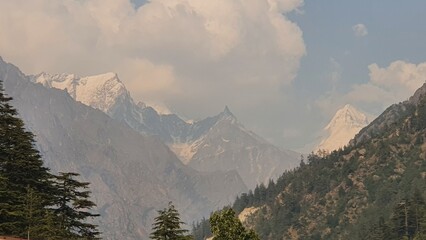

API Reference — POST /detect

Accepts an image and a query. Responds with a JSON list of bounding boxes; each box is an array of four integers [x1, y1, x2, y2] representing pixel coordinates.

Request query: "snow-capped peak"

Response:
[[325, 104, 369, 130], [32, 72, 130, 113], [316, 104, 369, 152]]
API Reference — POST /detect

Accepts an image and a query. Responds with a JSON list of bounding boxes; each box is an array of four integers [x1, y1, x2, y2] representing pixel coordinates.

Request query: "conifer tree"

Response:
[[53, 172, 100, 239], [23, 186, 49, 239], [0, 80, 100, 239], [0, 80, 55, 237], [390, 193, 426, 240], [150, 202, 191, 240]]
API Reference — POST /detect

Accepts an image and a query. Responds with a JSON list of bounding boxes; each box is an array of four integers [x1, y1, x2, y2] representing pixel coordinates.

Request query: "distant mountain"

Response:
[[203, 82, 426, 239], [32, 72, 129, 114], [1, 57, 247, 240], [187, 108, 300, 189], [315, 104, 369, 152], [32, 72, 300, 189], [30, 72, 220, 144]]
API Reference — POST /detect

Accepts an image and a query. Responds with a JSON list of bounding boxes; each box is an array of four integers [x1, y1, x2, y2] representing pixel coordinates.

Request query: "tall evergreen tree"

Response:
[[53, 172, 100, 239], [0, 80, 100, 239], [0, 80, 55, 237], [150, 202, 191, 240], [393, 199, 418, 239]]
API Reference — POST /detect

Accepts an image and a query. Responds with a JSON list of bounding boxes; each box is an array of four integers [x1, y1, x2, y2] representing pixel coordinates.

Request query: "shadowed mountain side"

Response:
[[0, 57, 247, 239], [188, 114, 300, 189]]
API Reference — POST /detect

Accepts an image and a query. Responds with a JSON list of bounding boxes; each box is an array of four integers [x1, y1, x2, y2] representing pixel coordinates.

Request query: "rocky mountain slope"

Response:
[[187, 108, 300, 189], [315, 104, 369, 152], [0, 57, 247, 239], [197, 82, 426, 239], [31, 72, 300, 189]]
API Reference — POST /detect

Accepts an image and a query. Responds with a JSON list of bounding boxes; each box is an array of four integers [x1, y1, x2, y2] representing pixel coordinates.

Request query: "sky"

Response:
[[0, 0, 426, 150]]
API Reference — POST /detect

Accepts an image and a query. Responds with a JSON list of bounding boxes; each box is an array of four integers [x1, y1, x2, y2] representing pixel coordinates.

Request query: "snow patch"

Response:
[[169, 137, 205, 164]]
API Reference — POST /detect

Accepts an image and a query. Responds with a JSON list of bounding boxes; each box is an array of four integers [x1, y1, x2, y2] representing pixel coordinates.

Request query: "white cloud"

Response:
[[0, 0, 305, 119], [368, 61, 426, 93], [349, 61, 426, 106], [352, 23, 368, 37], [316, 60, 426, 118]]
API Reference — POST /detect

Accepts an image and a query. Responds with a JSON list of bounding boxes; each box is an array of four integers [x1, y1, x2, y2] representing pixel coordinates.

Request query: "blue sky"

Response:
[[278, 0, 426, 148], [293, 0, 426, 96], [1, 0, 426, 150]]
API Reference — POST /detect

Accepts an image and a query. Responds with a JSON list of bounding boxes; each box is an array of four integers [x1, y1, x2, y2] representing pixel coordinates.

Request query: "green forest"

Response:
[[0, 81, 100, 239], [194, 95, 426, 239]]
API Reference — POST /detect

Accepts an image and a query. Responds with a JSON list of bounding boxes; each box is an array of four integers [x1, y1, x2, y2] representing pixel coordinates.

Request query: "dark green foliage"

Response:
[[0, 80, 54, 237], [363, 192, 426, 240], [393, 191, 426, 239], [209, 208, 259, 240], [192, 217, 211, 240], [150, 202, 192, 240], [194, 88, 426, 239], [392, 199, 417, 238], [53, 172, 100, 239], [0, 80, 100, 239]]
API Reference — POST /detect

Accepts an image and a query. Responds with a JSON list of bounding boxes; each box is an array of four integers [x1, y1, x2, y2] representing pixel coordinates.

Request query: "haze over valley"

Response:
[[1, 1, 426, 239]]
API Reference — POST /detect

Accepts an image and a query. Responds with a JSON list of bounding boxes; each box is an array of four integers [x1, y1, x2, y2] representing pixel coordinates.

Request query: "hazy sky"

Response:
[[1, 0, 426, 150]]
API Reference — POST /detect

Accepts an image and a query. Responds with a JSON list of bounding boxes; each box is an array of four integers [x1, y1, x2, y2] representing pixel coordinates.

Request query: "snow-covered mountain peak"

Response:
[[75, 72, 129, 113], [325, 104, 368, 130], [316, 104, 370, 152], [32, 72, 130, 113]]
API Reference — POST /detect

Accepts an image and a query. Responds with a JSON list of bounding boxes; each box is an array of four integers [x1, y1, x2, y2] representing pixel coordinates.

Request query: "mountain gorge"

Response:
[[31, 71, 300, 189], [1, 57, 248, 239]]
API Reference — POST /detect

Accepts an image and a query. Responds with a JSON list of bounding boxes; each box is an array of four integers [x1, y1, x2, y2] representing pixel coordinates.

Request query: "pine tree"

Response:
[[53, 172, 100, 239], [150, 202, 191, 240], [23, 186, 50, 239], [393, 200, 414, 239], [413, 191, 426, 240], [0, 80, 100, 239], [0, 80, 55, 237]]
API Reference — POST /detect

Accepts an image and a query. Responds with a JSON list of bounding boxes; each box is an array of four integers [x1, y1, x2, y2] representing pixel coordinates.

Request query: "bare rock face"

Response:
[[187, 109, 300, 189], [1, 57, 247, 240], [350, 83, 426, 146], [408, 82, 426, 106]]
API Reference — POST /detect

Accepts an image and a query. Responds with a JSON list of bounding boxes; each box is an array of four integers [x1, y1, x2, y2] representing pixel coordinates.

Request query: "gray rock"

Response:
[[1, 58, 247, 239]]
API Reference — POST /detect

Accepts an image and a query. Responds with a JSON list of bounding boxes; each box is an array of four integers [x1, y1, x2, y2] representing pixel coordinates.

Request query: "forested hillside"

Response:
[[194, 84, 426, 240]]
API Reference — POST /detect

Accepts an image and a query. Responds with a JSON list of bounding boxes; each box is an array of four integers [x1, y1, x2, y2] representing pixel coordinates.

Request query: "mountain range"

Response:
[[1, 57, 247, 239], [1, 56, 300, 239], [206, 81, 426, 239], [31, 71, 300, 189]]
